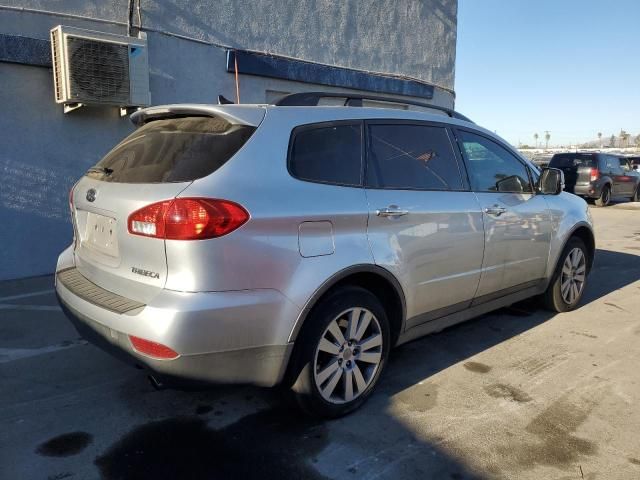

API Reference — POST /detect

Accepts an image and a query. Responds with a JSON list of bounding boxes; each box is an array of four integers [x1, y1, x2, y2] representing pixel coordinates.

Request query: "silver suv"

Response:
[[56, 93, 595, 417]]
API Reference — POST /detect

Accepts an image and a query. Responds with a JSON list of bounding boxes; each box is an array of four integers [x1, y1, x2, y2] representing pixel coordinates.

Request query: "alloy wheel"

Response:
[[560, 247, 586, 305], [313, 307, 383, 404]]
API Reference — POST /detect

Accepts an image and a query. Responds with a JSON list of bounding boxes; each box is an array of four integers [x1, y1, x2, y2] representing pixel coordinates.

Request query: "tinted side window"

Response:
[[619, 158, 631, 172], [366, 124, 463, 190], [459, 130, 532, 193], [289, 123, 362, 186], [605, 156, 623, 174]]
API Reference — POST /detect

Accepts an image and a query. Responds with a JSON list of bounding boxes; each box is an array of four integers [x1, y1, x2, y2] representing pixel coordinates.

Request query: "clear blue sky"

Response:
[[455, 0, 639, 147]]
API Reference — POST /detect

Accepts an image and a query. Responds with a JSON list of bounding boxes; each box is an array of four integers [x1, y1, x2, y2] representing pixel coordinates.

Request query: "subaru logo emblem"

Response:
[[86, 188, 97, 202]]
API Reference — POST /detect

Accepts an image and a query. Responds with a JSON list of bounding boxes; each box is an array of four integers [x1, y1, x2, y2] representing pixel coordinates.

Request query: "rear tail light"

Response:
[[590, 168, 600, 182], [129, 335, 179, 360], [128, 198, 249, 240]]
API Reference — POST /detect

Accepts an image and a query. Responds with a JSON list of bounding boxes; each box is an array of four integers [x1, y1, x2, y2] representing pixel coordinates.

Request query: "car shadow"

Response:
[[581, 248, 640, 304]]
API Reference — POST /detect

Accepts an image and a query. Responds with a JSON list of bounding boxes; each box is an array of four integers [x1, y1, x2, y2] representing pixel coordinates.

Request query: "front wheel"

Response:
[[595, 185, 610, 207], [288, 286, 390, 418], [543, 237, 589, 312]]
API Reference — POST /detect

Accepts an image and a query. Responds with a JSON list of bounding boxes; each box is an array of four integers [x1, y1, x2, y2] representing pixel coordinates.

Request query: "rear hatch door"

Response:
[[70, 108, 263, 303], [72, 179, 189, 303], [549, 154, 596, 192]]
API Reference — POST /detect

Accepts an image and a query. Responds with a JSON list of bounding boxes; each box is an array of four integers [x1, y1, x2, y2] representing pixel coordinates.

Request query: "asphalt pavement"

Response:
[[1, 205, 639, 480]]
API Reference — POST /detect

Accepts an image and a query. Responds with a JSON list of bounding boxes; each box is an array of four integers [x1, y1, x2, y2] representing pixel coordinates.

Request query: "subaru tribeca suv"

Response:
[[56, 93, 595, 417]]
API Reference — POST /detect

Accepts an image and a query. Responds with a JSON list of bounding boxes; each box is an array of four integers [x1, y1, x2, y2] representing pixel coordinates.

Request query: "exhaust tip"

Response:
[[148, 374, 165, 390]]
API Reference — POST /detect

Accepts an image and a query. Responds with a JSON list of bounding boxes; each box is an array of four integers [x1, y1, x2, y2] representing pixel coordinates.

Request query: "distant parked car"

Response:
[[548, 153, 640, 206]]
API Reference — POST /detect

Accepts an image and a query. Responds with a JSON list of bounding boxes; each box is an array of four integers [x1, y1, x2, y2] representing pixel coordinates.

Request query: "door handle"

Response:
[[376, 206, 409, 218], [483, 205, 507, 216]]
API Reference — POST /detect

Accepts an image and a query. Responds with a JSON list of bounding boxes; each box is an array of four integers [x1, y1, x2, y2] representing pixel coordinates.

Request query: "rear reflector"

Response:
[[590, 168, 600, 182], [128, 198, 249, 240], [129, 335, 179, 360]]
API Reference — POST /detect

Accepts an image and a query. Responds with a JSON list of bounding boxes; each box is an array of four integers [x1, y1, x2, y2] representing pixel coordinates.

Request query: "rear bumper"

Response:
[[572, 183, 600, 198], [55, 269, 297, 387]]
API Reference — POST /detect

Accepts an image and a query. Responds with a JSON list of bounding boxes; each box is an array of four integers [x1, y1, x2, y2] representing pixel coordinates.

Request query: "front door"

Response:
[[456, 129, 552, 299], [364, 121, 485, 327]]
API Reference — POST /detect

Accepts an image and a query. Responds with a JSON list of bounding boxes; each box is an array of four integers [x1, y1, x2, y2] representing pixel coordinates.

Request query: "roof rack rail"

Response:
[[274, 92, 474, 123]]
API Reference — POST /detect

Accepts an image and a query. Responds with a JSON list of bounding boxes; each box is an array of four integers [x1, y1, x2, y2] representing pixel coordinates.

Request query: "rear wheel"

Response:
[[543, 237, 588, 312], [595, 184, 610, 207], [288, 286, 390, 418]]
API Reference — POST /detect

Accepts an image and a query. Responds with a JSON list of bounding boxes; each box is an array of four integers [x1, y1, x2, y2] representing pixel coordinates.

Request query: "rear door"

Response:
[[70, 114, 260, 303], [455, 129, 552, 298], [364, 121, 484, 327]]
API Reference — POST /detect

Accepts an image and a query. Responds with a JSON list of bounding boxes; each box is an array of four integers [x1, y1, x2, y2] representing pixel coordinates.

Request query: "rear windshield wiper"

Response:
[[86, 166, 114, 176]]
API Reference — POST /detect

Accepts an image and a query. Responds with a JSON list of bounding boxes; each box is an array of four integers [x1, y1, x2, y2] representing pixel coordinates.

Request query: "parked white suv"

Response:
[[56, 93, 595, 417]]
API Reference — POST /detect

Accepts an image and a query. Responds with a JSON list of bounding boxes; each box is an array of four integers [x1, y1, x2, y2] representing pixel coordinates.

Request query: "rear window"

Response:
[[87, 116, 255, 183], [549, 155, 596, 169], [288, 123, 362, 186]]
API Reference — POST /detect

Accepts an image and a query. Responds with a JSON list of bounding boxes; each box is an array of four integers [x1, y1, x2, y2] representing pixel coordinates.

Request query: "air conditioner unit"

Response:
[[50, 25, 150, 112]]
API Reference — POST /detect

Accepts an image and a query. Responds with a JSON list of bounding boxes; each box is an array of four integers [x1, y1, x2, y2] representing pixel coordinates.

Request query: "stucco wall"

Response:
[[1, 0, 457, 89], [0, 1, 457, 280]]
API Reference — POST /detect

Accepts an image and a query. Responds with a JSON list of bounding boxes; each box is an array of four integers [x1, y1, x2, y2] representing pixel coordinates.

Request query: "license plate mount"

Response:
[[84, 212, 119, 257]]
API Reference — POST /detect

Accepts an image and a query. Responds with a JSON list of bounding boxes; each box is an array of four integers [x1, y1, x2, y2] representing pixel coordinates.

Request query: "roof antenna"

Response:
[[218, 95, 234, 105], [234, 51, 241, 104]]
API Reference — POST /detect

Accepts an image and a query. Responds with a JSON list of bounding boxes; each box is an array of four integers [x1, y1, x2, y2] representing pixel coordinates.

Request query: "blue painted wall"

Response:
[[0, 1, 457, 279]]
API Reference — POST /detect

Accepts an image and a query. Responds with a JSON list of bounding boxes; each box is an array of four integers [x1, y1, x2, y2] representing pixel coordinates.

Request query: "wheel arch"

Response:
[[287, 264, 406, 347], [563, 223, 596, 273], [601, 179, 613, 190]]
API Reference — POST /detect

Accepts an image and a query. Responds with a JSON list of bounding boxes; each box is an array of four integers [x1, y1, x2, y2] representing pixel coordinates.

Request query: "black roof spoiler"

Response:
[[274, 92, 474, 123]]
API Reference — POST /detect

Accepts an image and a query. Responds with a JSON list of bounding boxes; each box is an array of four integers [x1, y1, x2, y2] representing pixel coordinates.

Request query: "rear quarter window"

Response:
[[288, 122, 363, 186], [88, 116, 256, 183]]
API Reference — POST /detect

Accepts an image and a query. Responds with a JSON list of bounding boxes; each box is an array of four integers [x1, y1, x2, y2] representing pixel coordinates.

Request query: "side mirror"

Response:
[[538, 167, 564, 195]]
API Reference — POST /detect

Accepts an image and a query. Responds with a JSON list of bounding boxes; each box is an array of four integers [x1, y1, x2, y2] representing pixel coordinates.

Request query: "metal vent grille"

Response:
[[67, 37, 130, 103], [50, 30, 64, 102], [58, 268, 145, 314]]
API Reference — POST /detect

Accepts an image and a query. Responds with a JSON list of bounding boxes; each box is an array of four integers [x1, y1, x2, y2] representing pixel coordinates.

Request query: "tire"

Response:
[[287, 286, 390, 418], [543, 237, 589, 312], [594, 184, 611, 207]]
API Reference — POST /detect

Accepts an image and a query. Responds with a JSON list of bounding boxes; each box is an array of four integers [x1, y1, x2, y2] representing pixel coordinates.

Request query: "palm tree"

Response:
[[544, 131, 551, 149], [533, 133, 539, 148], [597, 132, 602, 148], [620, 130, 632, 148], [610, 134, 616, 148]]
